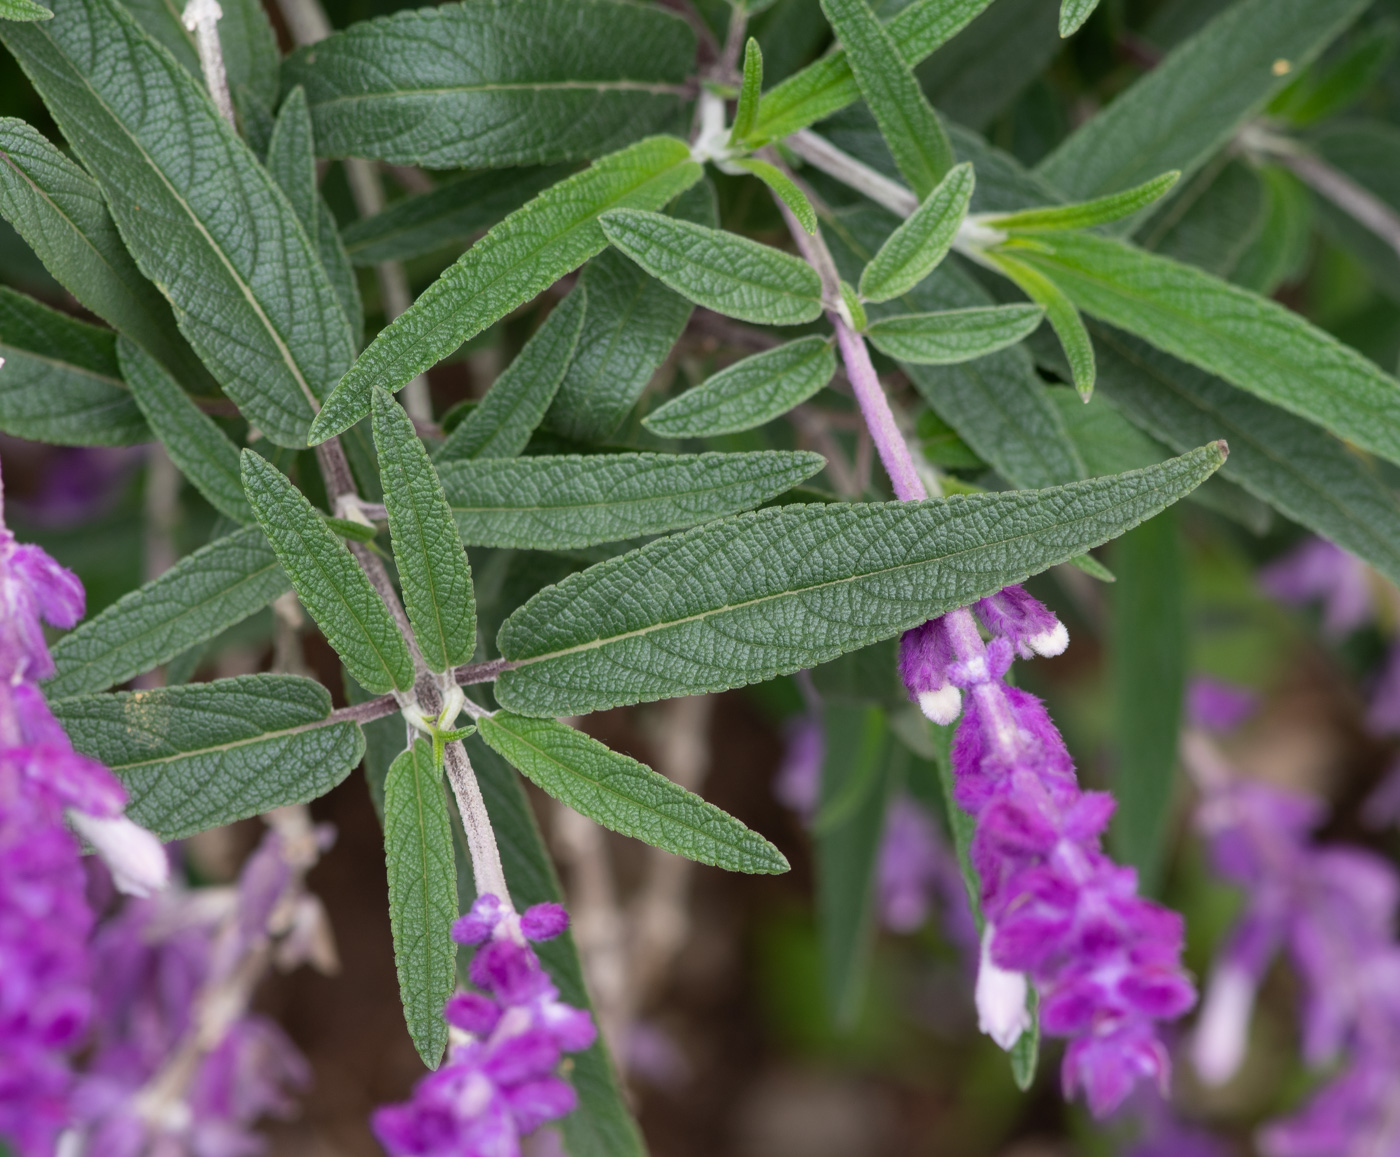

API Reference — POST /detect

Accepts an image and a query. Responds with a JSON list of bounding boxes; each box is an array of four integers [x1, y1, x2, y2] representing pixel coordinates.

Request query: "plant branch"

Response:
[[182, 0, 236, 129], [788, 129, 919, 218]]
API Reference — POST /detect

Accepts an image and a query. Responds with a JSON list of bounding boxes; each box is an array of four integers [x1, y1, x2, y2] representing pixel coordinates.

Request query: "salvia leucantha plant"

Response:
[[2, 0, 1400, 1149]]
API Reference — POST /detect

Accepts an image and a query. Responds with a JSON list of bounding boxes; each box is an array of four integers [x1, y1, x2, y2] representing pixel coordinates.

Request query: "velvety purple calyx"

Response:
[[899, 617, 962, 725], [974, 586, 1069, 660]]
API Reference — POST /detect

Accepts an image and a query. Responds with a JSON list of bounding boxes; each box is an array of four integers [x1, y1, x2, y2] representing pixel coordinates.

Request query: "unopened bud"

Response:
[[69, 811, 170, 897], [975, 927, 1030, 1050]]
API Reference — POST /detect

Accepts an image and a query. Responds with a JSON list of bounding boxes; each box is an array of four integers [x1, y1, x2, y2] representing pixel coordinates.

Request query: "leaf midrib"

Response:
[[310, 78, 688, 109]]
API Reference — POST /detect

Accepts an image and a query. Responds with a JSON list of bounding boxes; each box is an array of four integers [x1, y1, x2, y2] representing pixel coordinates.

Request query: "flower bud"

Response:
[[68, 811, 170, 897], [976, 927, 1031, 1050]]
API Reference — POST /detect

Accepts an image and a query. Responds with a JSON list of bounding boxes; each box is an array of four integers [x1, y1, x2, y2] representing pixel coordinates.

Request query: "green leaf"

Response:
[[0, 0, 52, 20], [372, 388, 476, 673], [0, 287, 147, 446], [50, 674, 364, 839], [1108, 510, 1184, 898], [752, 0, 994, 144], [1014, 231, 1400, 467], [1233, 166, 1313, 295], [542, 248, 692, 442], [1037, 0, 1370, 199], [732, 157, 818, 234], [441, 450, 826, 549], [729, 37, 764, 146], [119, 339, 251, 524], [478, 713, 788, 873], [218, 0, 280, 118], [437, 286, 587, 462], [1058, 0, 1098, 36], [1092, 325, 1400, 590], [815, 703, 894, 1025], [310, 135, 702, 442], [818, 0, 953, 199], [986, 171, 1179, 234], [494, 445, 1227, 717], [462, 734, 645, 1157], [0, 0, 356, 447], [266, 86, 363, 348], [987, 249, 1095, 398], [241, 450, 415, 693], [643, 336, 836, 438], [1136, 160, 1264, 278], [282, 0, 693, 168], [0, 117, 206, 388], [866, 304, 1044, 364], [859, 162, 973, 302], [1269, 21, 1398, 127], [1307, 122, 1400, 302], [383, 738, 458, 1069], [45, 526, 289, 698], [599, 209, 823, 325], [341, 166, 571, 267]]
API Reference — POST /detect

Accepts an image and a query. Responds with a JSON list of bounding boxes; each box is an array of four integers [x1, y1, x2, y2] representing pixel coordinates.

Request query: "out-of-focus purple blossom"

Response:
[[1259, 538, 1374, 638], [1366, 643, 1400, 738], [877, 795, 976, 957], [774, 713, 824, 822], [373, 895, 596, 1156], [625, 1021, 690, 1090], [899, 594, 1195, 1118], [10, 447, 140, 528], [1362, 757, 1400, 829], [1124, 1088, 1231, 1157], [1187, 678, 1259, 733]]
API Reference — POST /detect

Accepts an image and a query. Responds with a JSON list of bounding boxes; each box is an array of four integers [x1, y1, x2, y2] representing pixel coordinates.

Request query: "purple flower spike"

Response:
[[1187, 678, 1259, 733], [1259, 538, 1373, 637], [453, 893, 507, 945], [974, 585, 1069, 659], [520, 903, 569, 942]]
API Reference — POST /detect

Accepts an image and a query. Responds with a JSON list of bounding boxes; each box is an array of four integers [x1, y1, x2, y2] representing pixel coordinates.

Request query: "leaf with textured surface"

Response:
[[988, 171, 1178, 234], [1136, 160, 1263, 278], [282, 0, 692, 168], [1058, 0, 1098, 36], [342, 166, 570, 267], [242, 450, 414, 693], [0, 0, 355, 447], [0, 0, 52, 20], [46, 526, 289, 698], [860, 162, 973, 302], [1092, 325, 1400, 588], [119, 339, 251, 524], [372, 388, 476, 673], [0, 287, 146, 446], [819, 0, 952, 199], [752, 0, 994, 143], [1038, 0, 1369, 199], [543, 249, 692, 442], [733, 157, 818, 234], [311, 136, 701, 441], [438, 287, 586, 462], [600, 209, 823, 325], [730, 37, 764, 145], [1017, 232, 1400, 466], [51, 674, 364, 839], [494, 445, 1226, 717], [643, 337, 836, 438], [866, 304, 1044, 364], [0, 117, 205, 385], [988, 249, 1095, 398], [384, 739, 457, 1068], [479, 714, 788, 873], [441, 450, 826, 549]]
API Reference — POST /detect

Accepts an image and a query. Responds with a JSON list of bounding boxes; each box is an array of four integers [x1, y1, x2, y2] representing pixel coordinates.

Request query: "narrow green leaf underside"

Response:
[[479, 713, 788, 873], [734, 158, 817, 234], [987, 171, 1179, 234], [494, 445, 1226, 717], [989, 249, 1095, 397], [865, 305, 1044, 365], [860, 162, 974, 303], [729, 37, 763, 145]]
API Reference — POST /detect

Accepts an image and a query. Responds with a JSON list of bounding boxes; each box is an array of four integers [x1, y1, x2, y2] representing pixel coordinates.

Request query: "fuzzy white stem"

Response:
[[182, 0, 235, 129], [444, 740, 512, 908]]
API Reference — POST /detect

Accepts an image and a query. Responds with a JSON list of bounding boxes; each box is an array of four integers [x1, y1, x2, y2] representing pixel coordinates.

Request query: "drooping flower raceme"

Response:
[[900, 588, 1196, 1117], [373, 894, 595, 1157]]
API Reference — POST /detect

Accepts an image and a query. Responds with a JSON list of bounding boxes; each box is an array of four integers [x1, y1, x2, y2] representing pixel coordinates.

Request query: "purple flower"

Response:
[[1259, 538, 1373, 638], [1366, 642, 1400, 737], [877, 795, 976, 956], [774, 713, 824, 821], [374, 895, 596, 1156], [1187, 678, 1259, 733], [899, 596, 1194, 1117]]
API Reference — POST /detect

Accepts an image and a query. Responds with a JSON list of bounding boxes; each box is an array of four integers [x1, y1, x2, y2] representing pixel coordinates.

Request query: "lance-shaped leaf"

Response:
[[1015, 232, 1400, 466], [0, 287, 147, 446], [494, 445, 1227, 717], [1092, 325, 1400, 589], [1, 0, 52, 19], [342, 166, 569, 267], [242, 450, 414, 693], [384, 738, 458, 1068], [45, 526, 289, 697], [866, 304, 1044, 364], [310, 135, 702, 442], [266, 87, 363, 348], [732, 158, 818, 235], [281, 0, 693, 169], [729, 37, 764, 146], [751, 0, 993, 145], [119, 339, 251, 524], [0, 0, 355, 447], [0, 118, 205, 386], [1059, 0, 1098, 36], [643, 337, 836, 439], [438, 286, 587, 462], [479, 713, 788, 874], [985, 172, 1179, 234], [599, 210, 823, 326], [860, 163, 973, 302], [819, 0, 953, 199], [440, 450, 825, 550], [372, 388, 476, 673], [50, 674, 365, 839], [543, 249, 692, 443], [1038, 0, 1370, 199], [987, 249, 1095, 398]]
